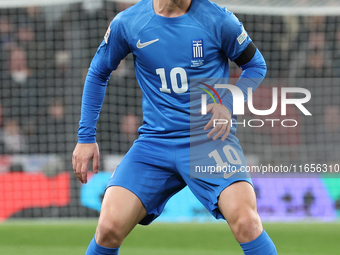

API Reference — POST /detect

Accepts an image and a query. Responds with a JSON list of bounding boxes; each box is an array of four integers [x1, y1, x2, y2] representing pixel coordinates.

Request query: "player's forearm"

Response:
[[236, 48, 267, 99], [223, 49, 267, 115], [78, 61, 111, 143]]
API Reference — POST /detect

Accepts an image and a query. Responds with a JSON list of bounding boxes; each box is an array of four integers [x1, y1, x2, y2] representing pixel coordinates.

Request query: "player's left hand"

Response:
[[202, 103, 231, 141]]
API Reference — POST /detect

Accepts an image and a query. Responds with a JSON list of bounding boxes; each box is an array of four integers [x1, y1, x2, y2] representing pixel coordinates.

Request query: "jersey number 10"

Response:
[[156, 67, 188, 94]]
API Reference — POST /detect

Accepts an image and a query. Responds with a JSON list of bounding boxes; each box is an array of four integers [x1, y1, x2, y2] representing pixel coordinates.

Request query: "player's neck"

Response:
[[153, 0, 192, 18]]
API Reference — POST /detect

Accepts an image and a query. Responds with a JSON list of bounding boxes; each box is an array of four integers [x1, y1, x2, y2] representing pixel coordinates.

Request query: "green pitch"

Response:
[[0, 220, 339, 255]]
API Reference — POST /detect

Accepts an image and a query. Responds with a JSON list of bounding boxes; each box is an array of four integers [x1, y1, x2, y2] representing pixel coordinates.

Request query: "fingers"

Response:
[[212, 123, 227, 140], [221, 122, 231, 141], [73, 158, 89, 184], [207, 117, 222, 138], [204, 104, 231, 141], [204, 109, 219, 131], [72, 143, 100, 184], [73, 157, 87, 184], [207, 119, 229, 140], [93, 152, 100, 174], [72, 155, 76, 172], [72, 154, 81, 182], [80, 160, 89, 184]]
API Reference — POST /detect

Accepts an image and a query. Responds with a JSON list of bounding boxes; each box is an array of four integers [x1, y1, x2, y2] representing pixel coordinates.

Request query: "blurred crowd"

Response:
[[0, 2, 140, 156], [0, 1, 339, 165]]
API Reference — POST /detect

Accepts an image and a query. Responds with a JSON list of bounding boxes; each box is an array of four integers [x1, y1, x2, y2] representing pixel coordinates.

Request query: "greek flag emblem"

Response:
[[192, 39, 204, 59]]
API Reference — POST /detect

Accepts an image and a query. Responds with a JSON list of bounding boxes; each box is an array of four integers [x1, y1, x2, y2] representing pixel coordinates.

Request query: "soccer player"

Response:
[[72, 0, 278, 254]]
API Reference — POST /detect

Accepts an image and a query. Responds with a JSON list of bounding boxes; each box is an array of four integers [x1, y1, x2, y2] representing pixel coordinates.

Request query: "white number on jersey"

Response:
[[156, 67, 188, 94]]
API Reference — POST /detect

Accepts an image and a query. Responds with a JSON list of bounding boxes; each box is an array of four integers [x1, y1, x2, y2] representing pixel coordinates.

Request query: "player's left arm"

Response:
[[222, 45, 267, 117], [205, 10, 267, 141]]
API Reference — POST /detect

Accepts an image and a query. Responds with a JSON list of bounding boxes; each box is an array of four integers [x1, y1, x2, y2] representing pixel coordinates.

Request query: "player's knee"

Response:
[[95, 219, 126, 248], [229, 209, 262, 243]]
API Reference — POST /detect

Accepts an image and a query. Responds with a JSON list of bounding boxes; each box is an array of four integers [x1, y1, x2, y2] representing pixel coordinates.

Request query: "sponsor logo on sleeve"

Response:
[[237, 26, 248, 45], [104, 26, 111, 44]]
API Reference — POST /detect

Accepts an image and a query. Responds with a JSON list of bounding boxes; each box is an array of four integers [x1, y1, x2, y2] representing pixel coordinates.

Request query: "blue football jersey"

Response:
[[78, 0, 259, 142]]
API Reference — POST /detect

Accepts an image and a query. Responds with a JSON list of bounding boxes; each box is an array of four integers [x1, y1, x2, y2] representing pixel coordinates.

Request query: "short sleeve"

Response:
[[220, 9, 252, 62], [95, 13, 131, 71]]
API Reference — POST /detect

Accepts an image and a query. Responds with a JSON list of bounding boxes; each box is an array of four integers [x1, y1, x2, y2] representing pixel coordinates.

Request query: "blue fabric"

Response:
[[77, 0, 266, 142], [106, 133, 252, 225], [78, 72, 107, 143], [240, 230, 277, 255], [222, 49, 267, 116], [86, 237, 120, 255]]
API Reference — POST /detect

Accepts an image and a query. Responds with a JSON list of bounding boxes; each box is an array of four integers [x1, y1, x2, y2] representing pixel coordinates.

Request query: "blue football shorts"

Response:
[[106, 132, 252, 225]]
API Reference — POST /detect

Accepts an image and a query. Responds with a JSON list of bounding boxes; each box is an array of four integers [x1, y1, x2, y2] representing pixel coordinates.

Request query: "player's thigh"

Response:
[[107, 136, 185, 225], [177, 133, 252, 220], [218, 181, 263, 242], [97, 186, 147, 238], [218, 181, 257, 224]]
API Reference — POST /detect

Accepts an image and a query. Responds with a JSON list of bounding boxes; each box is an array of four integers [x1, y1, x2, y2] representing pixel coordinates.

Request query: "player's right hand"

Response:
[[72, 143, 100, 184]]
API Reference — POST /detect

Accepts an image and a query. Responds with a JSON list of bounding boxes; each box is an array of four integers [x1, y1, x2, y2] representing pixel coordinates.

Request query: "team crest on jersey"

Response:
[[104, 26, 111, 44], [191, 39, 204, 67]]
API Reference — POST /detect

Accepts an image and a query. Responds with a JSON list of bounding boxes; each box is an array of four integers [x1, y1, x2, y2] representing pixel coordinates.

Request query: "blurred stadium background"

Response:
[[0, 0, 340, 254]]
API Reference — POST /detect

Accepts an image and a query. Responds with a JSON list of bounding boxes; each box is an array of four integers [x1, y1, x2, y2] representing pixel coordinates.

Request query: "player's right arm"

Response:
[[72, 13, 130, 184]]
